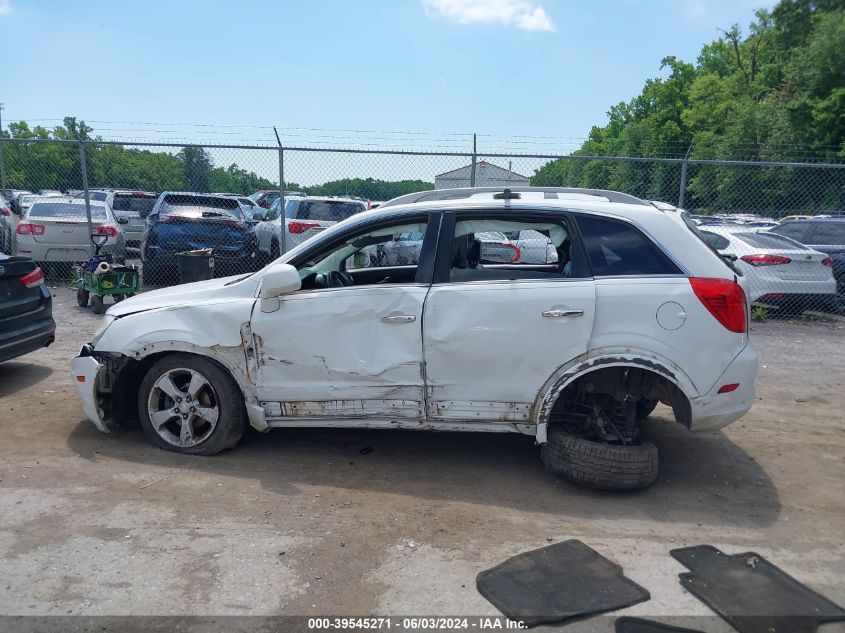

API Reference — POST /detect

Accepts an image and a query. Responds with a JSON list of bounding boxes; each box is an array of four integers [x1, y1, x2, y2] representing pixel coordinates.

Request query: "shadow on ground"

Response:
[[0, 361, 54, 398], [65, 412, 780, 529]]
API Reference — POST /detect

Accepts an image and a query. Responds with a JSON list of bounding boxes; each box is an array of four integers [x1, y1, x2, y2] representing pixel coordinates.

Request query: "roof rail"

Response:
[[379, 186, 648, 208]]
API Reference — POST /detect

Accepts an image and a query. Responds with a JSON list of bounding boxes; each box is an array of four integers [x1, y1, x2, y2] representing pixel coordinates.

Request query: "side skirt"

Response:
[[264, 417, 536, 435]]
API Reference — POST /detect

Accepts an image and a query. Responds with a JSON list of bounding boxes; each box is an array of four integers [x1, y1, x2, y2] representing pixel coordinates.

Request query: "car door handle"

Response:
[[542, 309, 584, 318], [381, 315, 416, 323]]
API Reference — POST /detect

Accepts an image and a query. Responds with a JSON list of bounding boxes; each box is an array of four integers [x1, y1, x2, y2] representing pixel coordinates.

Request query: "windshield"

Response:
[[736, 232, 808, 250], [28, 202, 109, 220], [285, 199, 365, 222], [113, 194, 157, 214], [160, 195, 243, 220]]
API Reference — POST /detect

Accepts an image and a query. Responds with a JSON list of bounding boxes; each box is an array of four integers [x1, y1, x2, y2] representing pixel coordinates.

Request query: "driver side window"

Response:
[[293, 216, 432, 291]]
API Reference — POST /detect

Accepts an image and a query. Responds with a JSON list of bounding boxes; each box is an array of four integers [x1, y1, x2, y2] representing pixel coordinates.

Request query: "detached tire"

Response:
[[541, 426, 658, 491], [138, 354, 247, 456]]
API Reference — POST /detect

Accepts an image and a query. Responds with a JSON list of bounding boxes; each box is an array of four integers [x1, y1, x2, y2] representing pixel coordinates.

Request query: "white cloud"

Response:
[[0, 0, 11, 16], [683, 0, 707, 20], [422, 0, 555, 32]]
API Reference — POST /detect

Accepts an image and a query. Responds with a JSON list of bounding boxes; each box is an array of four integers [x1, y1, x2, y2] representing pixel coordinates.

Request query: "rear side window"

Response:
[[770, 222, 812, 243], [809, 223, 845, 245], [736, 232, 807, 250], [575, 215, 680, 276]]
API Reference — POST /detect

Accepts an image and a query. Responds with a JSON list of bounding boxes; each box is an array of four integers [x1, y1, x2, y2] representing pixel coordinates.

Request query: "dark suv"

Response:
[[770, 218, 845, 310]]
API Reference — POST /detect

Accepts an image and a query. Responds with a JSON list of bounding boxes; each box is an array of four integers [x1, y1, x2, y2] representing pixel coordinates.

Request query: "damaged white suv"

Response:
[[71, 187, 758, 491]]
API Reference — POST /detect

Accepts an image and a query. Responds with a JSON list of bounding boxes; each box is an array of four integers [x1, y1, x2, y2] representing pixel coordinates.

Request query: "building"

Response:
[[434, 160, 530, 190]]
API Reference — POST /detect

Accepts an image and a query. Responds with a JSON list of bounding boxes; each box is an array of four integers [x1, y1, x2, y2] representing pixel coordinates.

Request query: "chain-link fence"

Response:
[[1, 136, 843, 317]]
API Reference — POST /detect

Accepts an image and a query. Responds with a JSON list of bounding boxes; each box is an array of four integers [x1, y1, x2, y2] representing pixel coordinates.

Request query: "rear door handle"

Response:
[[381, 315, 416, 323], [542, 309, 584, 318]]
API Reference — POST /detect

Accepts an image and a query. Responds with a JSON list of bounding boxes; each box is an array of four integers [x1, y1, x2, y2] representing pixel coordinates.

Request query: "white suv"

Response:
[[71, 187, 758, 491]]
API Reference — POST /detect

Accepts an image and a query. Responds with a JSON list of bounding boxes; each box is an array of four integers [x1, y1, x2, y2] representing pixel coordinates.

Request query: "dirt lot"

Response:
[[0, 286, 844, 631]]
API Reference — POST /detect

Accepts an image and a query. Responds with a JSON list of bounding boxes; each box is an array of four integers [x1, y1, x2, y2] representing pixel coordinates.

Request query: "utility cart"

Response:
[[73, 235, 140, 314]]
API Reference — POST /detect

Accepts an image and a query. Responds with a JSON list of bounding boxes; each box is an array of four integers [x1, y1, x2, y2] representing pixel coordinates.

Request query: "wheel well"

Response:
[[548, 365, 692, 433], [106, 351, 248, 428]]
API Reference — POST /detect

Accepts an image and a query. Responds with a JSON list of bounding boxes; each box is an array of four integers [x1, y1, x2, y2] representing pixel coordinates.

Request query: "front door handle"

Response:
[[381, 314, 416, 323], [542, 309, 584, 318]]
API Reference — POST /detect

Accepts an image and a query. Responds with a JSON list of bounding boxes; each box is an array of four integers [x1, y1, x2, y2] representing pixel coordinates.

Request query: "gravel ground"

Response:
[[0, 286, 843, 632]]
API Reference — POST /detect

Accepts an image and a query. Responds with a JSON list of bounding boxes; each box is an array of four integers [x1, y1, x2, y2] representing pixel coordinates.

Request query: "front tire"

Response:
[[138, 354, 247, 455], [541, 425, 658, 491]]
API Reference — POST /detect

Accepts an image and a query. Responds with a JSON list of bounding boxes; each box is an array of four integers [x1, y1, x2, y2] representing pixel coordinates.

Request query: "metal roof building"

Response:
[[434, 161, 530, 190]]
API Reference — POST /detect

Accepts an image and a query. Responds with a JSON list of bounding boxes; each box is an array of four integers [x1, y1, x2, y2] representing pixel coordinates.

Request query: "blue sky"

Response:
[[1, 0, 774, 152]]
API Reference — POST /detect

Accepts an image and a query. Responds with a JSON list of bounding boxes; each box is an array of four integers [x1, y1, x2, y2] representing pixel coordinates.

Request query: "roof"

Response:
[[381, 186, 648, 208], [783, 217, 845, 224], [434, 160, 530, 179]]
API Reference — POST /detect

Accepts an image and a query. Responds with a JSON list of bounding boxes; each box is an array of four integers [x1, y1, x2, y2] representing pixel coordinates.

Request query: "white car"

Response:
[[71, 187, 758, 491], [16, 199, 127, 262], [254, 197, 366, 261], [698, 225, 836, 312]]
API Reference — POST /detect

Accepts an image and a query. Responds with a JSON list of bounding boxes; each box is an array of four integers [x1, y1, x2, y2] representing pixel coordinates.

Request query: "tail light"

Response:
[[19, 267, 44, 289], [740, 254, 791, 266], [16, 222, 46, 236], [94, 225, 119, 238], [289, 221, 320, 234], [503, 242, 522, 263], [717, 383, 740, 394], [689, 277, 747, 333], [1, 208, 10, 217], [822, 257, 833, 267]]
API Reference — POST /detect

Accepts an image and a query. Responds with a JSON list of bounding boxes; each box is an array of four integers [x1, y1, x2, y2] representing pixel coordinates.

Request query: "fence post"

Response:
[[470, 133, 477, 187], [678, 144, 692, 209], [273, 127, 286, 256], [0, 103, 6, 194], [76, 135, 95, 258]]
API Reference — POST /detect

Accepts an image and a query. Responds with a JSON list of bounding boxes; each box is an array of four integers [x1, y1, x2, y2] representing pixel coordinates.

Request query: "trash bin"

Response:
[[177, 249, 215, 284]]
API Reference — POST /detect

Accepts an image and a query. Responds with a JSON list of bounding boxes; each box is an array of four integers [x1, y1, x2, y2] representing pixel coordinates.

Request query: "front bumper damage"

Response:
[[70, 345, 110, 432]]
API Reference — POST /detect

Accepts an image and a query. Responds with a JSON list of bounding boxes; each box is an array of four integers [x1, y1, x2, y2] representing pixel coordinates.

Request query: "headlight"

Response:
[[91, 315, 117, 347]]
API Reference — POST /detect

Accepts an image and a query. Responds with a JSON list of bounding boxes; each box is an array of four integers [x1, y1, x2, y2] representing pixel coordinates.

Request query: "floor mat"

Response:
[[670, 545, 845, 633], [476, 539, 650, 627], [615, 617, 704, 633]]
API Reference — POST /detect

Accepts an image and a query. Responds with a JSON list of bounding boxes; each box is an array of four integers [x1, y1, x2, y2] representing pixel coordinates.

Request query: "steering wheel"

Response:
[[330, 270, 355, 287]]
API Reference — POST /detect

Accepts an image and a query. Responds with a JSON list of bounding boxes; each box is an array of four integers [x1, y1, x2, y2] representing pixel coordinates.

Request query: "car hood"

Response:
[[107, 274, 258, 317]]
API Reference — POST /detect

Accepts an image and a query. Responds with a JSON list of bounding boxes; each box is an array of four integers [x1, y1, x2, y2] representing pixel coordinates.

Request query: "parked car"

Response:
[[15, 199, 127, 264], [249, 190, 306, 210], [0, 194, 18, 254], [109, 191, 158, 246], [72, 186, 758, 492], [697, 226, 836, 313], [779, 214, 813, 224], [770, 218, 845, 311], [140, 192, 262, 285], [255, 196, 367, 261], [0, 254, 55, 363], [6, 190, 33, 216]]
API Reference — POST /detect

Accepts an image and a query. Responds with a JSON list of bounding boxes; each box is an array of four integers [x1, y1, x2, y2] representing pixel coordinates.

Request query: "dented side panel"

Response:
[[422, 280, 596, 418], [250, 285, 428, 415]]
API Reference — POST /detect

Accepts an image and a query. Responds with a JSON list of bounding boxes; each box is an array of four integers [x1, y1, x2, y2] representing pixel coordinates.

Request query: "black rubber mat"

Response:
[[670, 545, 845, 633], [476, 539, 650, 627], [615, 617, 703, 633]]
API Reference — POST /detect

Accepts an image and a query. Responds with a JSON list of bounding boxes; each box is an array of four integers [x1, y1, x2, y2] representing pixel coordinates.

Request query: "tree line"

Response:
[[1, 118, 433, 200], [531, 0, 845, 213]]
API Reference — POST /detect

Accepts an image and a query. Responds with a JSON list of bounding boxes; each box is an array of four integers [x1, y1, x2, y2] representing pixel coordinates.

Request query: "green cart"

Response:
[[74, 265, 140, 314]]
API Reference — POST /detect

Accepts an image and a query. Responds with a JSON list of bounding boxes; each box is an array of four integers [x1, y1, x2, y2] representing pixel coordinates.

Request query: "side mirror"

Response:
[[252, 211, 266, 222], [147, 213, 159, 225], [259, 262, 301, 298], [117, 216, 129, 225], [722, 254, 738, 262]]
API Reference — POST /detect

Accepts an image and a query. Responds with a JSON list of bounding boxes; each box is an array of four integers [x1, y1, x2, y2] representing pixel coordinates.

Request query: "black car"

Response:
[[770, 218, 845, 310], [0, 254, 55, 363], [141, 193, 262, 286]]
